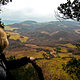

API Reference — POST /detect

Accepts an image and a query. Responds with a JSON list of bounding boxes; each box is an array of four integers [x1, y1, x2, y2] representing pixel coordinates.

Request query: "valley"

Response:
[[4, 21, 80, 80]]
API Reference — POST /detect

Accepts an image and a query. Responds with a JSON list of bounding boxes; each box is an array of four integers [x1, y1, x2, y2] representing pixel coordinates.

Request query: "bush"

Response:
[[62, 58, 80, 80], [10, 65, 39, 80], [8, 56, 16, 61]]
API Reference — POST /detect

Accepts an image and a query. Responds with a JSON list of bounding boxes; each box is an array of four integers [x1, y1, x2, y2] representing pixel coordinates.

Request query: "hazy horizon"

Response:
[[0, 0, 69, 23]]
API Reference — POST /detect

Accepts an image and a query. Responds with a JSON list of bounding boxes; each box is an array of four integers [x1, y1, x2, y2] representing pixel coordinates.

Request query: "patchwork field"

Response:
[[4, 41, 80, 80], [5, 26, 19, 31], [4, 21, 80, 80], [7, 32, 28, 42]]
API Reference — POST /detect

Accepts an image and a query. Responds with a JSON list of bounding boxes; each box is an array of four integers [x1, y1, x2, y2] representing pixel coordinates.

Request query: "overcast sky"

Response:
[[0, 0, 69, 23]]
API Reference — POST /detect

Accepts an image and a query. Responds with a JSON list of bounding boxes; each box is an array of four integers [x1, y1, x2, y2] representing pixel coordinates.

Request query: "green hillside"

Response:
[[4, 21, 80, 80]]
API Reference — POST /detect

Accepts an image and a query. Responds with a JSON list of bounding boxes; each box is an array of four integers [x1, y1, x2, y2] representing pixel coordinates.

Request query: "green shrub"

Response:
[[10, 65, 39, 80], [62, 58, 80, 80], [8, 56, 16, 61]]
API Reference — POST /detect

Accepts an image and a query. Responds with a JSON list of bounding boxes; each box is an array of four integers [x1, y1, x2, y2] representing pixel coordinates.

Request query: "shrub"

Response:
[[62, 58, 80, 80]]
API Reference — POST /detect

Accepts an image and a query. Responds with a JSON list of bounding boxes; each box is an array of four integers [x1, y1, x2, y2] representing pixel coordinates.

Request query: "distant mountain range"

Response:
[[7, 20, 80, 46], [2, 20, 23, 25]]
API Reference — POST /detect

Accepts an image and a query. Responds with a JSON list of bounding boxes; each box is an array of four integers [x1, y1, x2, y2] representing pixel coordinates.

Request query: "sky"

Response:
[[0, 0, 69, 23]]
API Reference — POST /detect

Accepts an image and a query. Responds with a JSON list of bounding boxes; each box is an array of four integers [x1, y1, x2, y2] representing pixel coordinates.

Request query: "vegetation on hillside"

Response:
[[5, 26, 19, 31], [5, 40, 80, 80], [7, 32, 28, 43], [62, 58, 80, 80], [4, 24, 80, 80], [0, 0, 80, 80]]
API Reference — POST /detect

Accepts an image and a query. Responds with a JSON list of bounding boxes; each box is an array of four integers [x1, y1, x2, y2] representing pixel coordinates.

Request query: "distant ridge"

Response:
[[6, 20, 80, 46], [2, 20, 22, 25], [23, 21, 37, 24]]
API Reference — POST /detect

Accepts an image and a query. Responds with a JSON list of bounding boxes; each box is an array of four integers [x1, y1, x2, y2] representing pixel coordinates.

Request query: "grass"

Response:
[[58, 53, 72, 58], [5, 26, 19, 31], [4, 26, 80, 80], [5, 42, 80, 80], [37, 58, 72, 80], [73, 55, 80, 59], [5, 48, 44, 59], [56, 43, 76, 48], [64, 43, 76, 48], [60, 47, 68, 53], [7, 32, 28, 42], [16, 50, 44, 59]]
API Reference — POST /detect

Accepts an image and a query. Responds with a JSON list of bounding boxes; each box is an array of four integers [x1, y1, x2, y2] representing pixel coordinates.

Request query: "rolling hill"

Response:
[[5, 21, 80, 80], [6, 21, 80, 46]]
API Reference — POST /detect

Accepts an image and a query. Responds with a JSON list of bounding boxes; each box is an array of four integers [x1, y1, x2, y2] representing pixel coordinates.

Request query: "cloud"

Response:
[[0, 0, 68, 22]]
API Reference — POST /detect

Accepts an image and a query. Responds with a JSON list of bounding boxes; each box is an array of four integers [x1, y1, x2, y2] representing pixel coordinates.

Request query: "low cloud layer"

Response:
[[0, 0, 67, 22]]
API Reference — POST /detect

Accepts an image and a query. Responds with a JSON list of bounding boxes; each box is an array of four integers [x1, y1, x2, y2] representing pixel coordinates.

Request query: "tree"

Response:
[[62, 58, 80, 80], [57, 0, 80, 21], [0, 0, 12, 5], [0, 0, 12, 28]]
